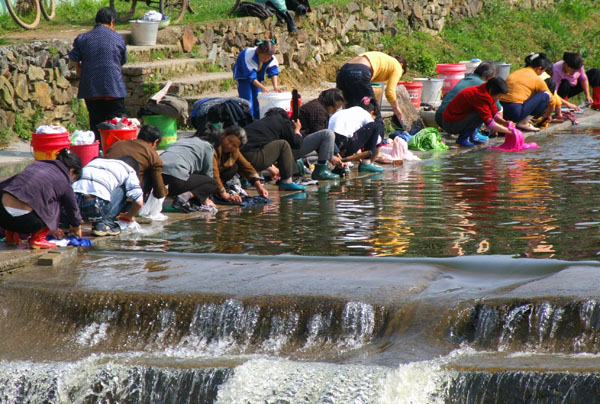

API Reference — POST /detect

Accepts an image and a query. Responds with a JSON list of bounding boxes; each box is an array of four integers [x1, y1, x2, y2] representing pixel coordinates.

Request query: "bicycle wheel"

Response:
[[159, 0, 186, 23], [40, 0, 55, 20], [5, 0, 41, 29], [109, 0, 137, 22]]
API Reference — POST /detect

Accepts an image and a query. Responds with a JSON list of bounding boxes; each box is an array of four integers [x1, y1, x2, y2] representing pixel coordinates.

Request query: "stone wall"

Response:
[[0, 0, 555, 132]]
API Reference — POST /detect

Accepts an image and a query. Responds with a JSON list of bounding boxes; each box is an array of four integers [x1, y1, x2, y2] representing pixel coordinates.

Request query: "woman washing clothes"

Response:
[[241, 108, 306, 191], [336, 51, 406, 122], [328, 97, 385, 172], [233, 39, 281, 119], [212, 125, 269, 203], [0, 148, 82, 249], [499, 53, 555, 132], [161, 124, 220, 212], [441, 78, 515, 147], [552, 52, 600, 115]]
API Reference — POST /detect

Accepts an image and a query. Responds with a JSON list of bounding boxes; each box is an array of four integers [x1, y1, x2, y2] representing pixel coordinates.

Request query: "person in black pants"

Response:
[[68, 7, 127, 142]]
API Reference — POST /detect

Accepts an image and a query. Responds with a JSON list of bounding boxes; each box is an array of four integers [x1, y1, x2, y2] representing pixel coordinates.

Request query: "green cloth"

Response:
[[408, 128, 449, 151]]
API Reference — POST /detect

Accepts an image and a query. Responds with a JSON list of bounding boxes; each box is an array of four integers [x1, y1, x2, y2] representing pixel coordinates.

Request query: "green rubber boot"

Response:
[[311, 163, 340, 180], [296, 158, 306, 176]]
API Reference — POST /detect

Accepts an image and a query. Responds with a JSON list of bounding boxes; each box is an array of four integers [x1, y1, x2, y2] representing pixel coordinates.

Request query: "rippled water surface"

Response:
[[111, 124, 600, 260]]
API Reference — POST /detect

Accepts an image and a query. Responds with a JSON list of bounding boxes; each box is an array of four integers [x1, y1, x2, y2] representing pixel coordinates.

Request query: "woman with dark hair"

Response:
[[0, 148, 82, 249], [160, 124, 220, 212], [552, 52, 600, 112], [299, 88, 345, 136], [328, 97, 385, 172], [336, 51, 406, 121], [212, 125, 269, 203], [242, 108, 307, 191], [442, 78, 515, 147], [68, 7, 127, 143], [233, 39, 281, 119], [500, 53, 555, 132]]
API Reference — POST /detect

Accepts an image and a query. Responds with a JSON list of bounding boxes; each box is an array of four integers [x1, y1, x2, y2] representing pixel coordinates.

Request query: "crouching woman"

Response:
[[0, 148, 83, 249], [441, 77, 515, 147]]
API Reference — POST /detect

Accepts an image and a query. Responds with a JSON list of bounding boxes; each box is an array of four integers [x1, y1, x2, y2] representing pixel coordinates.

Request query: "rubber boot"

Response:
[[4, 230, 19, 246], [295, 158, 306, 176], [592, 87, 600, 111], [311, 164, 340, 180], [470, 129, 487, 144], [28, 227, 56, 249], [275, 8, 298, 32], [456, 132, 475, 147]]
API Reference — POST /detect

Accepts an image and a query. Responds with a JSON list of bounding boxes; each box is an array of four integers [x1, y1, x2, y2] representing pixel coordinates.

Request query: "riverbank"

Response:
[[1, 108, 599, 273]]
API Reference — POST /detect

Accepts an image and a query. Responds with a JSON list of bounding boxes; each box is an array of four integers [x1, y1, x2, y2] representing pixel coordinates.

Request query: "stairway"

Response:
[[122, 44, 237, 124]]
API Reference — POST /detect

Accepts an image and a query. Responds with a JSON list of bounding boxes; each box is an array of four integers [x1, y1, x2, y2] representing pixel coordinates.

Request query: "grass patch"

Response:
[[383, 0, 600, 78]]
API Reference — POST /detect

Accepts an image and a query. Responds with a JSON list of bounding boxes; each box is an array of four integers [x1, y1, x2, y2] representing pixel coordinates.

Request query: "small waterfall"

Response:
[[0, 286, 387, 360], [448, 371, 600, 404], [0, 357, 230, 404], [450, 299, 600, 352]]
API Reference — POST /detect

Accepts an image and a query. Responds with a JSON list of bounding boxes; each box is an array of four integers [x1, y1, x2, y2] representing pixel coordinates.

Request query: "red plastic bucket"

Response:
[[99, 128, 138, 152], [70, 141, 100, 167], [398, 81, 423, 109], [436, 64, 466, 97], [30, 131, 70, 160]]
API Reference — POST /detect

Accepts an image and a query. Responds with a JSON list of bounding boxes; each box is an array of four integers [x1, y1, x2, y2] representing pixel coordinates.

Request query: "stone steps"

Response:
[[122, 58, 214, 81], [159, 72, 236, 98], [126, 44, 182, 63]]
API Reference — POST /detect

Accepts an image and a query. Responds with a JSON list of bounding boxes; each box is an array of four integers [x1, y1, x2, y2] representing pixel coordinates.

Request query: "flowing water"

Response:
[[3, 123, 600, 403]]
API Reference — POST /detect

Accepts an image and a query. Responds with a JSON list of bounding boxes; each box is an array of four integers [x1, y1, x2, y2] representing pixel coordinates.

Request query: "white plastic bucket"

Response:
[[130, 20, 160, 46], [459, 59, 481, 75], [257, 92, 292, 118], [414, 78, 444, 107], [498, 63, 511, 80]]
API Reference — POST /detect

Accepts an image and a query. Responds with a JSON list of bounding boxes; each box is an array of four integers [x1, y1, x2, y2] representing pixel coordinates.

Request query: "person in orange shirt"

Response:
[[499, 53, 554, 132], [336, 51, 406, 122]]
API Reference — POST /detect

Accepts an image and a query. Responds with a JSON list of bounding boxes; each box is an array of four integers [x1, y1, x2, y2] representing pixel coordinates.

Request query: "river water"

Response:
[[2, 122, 600, 403]]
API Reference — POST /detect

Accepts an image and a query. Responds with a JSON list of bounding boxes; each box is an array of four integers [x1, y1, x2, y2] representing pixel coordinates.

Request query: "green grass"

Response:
[[379, 0, 600, 78]]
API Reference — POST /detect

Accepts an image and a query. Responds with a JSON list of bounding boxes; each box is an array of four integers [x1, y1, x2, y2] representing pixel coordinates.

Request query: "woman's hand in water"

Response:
[[256, 182, 269, 198]]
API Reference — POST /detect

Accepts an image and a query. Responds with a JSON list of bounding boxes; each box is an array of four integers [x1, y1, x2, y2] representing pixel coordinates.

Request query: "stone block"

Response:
[[0, 76, 16, 111], [32, 82, 53, 109], [28, 65, 45, 81], [13, 72, 29, 101]]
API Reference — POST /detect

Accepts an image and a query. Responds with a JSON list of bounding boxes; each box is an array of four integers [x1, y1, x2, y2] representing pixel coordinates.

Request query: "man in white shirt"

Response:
[[72, 156, 144, 236]]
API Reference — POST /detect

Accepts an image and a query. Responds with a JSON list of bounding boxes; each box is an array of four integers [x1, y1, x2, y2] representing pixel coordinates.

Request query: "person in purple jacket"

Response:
[[552, 52, 600, 112], [0, 149, 83, 249], [69, 7, 128, 142]]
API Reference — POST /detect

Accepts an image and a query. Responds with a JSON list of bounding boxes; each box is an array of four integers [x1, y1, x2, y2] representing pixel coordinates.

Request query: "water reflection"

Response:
[[103, 125, 600, 260]]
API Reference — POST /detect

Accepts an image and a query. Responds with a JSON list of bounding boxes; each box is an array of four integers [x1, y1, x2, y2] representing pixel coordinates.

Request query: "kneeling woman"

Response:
[[328, 97, 385, 172], [500, 53, 555, 132], [442, 78, 515, 147], [161, 125, 220, 212], [213, 126, 269, 203], [0, 148, 82, 249]]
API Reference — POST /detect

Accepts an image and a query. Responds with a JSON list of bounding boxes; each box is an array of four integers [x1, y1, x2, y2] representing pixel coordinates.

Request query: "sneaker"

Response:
[[172, 196, 199, 213], [358, 162, 384, 173], [92, 222, 121, 237]]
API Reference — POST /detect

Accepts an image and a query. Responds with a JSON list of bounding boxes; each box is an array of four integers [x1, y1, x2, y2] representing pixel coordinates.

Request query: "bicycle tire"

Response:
[[159, 0, 186, 23], [5, 0, 41, 29], [109, 0, 137, 22], [40, 0, 55, 20]]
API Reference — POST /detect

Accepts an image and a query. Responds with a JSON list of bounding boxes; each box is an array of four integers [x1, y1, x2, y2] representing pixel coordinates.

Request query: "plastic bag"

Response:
[[118, 219, 142, 232], [139, 193, 168, 221]]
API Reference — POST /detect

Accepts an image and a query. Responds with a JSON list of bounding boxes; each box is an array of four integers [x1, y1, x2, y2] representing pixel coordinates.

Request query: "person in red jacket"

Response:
[[441, 77, 514, 147]]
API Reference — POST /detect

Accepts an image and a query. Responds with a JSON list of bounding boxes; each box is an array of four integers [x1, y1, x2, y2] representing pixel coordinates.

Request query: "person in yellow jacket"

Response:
[[336, 51, 406, 122], [500, 53, 555, 132]]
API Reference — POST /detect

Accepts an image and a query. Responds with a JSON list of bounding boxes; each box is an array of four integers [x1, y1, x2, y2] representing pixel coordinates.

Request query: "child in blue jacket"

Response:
[[233, 39, 281, 119]]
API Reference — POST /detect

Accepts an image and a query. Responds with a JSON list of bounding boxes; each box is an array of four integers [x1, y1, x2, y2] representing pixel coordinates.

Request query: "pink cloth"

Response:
[[489, 122, 539, 152], [378, 137, 421, 162]]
